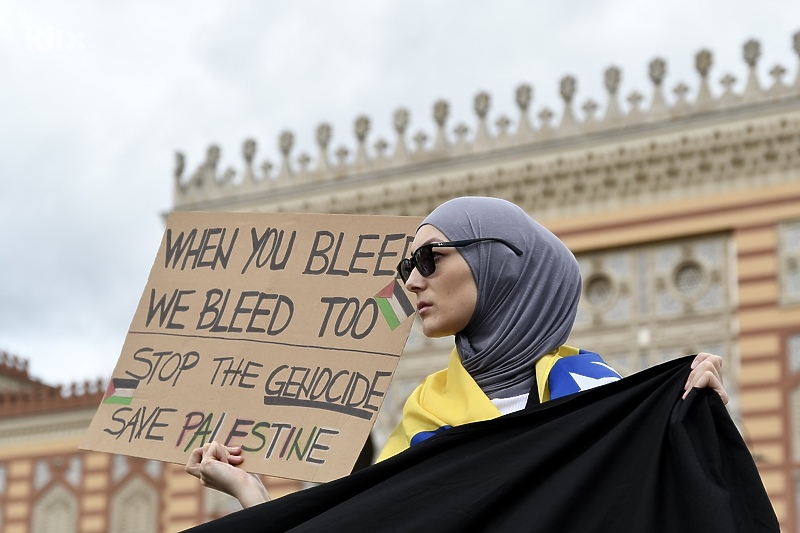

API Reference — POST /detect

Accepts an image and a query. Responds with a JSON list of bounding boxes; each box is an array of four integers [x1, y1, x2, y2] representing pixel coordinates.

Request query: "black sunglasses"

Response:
[[396, 237, 523, 283]]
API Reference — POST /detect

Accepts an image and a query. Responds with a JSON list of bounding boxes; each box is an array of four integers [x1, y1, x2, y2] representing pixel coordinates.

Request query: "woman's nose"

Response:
[[404, 267, 424, 292]]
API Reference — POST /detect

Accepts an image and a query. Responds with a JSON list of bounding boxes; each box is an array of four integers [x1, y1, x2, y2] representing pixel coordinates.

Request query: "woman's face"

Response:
[[404, 225, 478, 338]]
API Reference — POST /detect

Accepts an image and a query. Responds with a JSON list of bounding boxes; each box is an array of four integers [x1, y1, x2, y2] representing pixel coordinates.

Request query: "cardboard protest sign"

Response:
[[81, 211, 422, 483]]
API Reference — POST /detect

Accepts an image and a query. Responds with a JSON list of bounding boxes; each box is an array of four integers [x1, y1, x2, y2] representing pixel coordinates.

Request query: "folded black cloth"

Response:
[[185, 356, 779, 532]]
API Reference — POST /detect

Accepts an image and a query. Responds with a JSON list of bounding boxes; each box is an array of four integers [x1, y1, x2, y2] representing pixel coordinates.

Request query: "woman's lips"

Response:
[[417, 301, 432, 315]]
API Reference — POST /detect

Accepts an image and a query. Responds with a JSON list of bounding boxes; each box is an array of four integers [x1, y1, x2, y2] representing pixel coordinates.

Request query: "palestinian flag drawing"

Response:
[[102, 378, 139, 405], [374, 279, 415, 330]]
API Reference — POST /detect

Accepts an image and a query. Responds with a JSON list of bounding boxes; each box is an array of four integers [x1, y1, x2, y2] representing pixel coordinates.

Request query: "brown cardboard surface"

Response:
[[81, 211, 422, 483]]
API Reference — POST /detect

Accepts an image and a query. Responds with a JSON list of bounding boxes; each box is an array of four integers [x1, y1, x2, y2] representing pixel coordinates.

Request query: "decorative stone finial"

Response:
[[582, 100, 598, 118], [472, 92, 492, 148], [743, 39, 761, 67], [767, 64, 788, 97], [316, 123, 332, 149], [558, 75, 578, 133], [695, 50, 712, 78], [261, 161, 273, 178], [604, 67, 621, 95], [392, 108, 410, 160], [536, 107, 554, 136], [335, 146, 349, 165], [474, 92, 490, 119], [627, 91, 644, 110], [770, 65, 787, 82], [692, 50, 714, 110], [560, 76, 577, 103], [374, 139, 388, 157], [649, 58, 667, 86], [174, 151, 185, 180], [718, 73, 739, 106], [277, 132, 294, 177], [495, 116, 511, 135], [393, 108, 410, 134], [672, 82, 692, 113], [538, 108, 554, 126], [648, 56, 665, 110], [432, 100, 450, 151], [279, 131, 294, 156], [516, 84, 532, 111], [298, 153, 311, 173], [313, 123, 332, 177], [354, 115, 370, 142], [206, 145, 221, 166], [742, 39, 763, 101], [353, 116, 371, 167], [240, 140, 257, 183], [721, 74, 737, 91], [453, 123, 469, 142], [197, 144, 221, 184], [433, 100, 449, 127], [603, 67, 623, 122], [673, 83, 690, 100], [514, 84, 535, 141], [242, 139, 256, 164], [413, 131, 428, 151]]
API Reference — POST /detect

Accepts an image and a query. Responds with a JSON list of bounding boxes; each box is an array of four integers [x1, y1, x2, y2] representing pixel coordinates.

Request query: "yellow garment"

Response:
[[535, 344, 580, 402], [378, 345, 580, 461]]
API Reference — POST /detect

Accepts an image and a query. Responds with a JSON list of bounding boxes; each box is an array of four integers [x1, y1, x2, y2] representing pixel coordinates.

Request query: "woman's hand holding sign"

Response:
[[185, 442, 270, 508]]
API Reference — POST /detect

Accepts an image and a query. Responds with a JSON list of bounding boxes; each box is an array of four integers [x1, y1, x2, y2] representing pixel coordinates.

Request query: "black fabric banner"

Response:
[[186, 356, 779, 532]]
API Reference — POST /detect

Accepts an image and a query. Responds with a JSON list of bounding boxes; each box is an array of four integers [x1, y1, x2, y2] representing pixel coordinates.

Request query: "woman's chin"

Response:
[[421, 323, 439, 338], [421, 322, 455, 339]]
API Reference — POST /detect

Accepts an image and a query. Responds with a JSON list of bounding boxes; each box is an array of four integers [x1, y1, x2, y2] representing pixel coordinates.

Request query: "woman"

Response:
[[186, 196, 728, 509]]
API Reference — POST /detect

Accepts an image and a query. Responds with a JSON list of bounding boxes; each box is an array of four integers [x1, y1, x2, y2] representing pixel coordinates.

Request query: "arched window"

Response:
[[110, 475, 158, 533], [31, 483, 77, 533]]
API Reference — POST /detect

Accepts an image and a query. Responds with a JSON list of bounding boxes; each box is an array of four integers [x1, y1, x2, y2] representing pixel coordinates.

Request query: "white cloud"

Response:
[[0, 0, 798, 384]]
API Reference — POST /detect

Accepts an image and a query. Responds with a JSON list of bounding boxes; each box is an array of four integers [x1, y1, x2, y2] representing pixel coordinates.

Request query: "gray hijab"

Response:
[[422, 197, 582, 399]]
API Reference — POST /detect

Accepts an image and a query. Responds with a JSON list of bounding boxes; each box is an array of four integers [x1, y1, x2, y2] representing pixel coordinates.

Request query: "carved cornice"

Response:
[[0, 350, 35, 388], [171, 33, 800, 219], [0, 351, 103, 419], [172, 98, 800, 225], [0, 384, 105, 418], [0, 408, 95, 448]]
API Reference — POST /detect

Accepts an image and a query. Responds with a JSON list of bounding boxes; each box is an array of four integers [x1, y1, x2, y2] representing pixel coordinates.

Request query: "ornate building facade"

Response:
[[1, 32, 799, 531], [0, 352, 302, 532], [171, 32, 800, 530]]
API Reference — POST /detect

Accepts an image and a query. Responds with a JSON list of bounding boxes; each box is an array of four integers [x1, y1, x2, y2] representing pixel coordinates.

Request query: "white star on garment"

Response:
[[568, 362, 621, 392]]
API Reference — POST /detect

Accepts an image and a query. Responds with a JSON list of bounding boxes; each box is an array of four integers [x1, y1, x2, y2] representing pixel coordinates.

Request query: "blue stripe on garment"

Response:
[[410, 425, 453, 447], [408, 350, 621, 448]]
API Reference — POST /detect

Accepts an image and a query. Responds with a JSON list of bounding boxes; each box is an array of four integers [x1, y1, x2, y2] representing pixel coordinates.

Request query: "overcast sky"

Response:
[[1, 1, 798, 387]]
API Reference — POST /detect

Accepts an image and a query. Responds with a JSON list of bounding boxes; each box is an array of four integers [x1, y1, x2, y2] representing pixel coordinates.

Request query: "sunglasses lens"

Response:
[[398, 259, 414, 282], [397, 245, 439, 282], [415, 246, 435, 277]]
